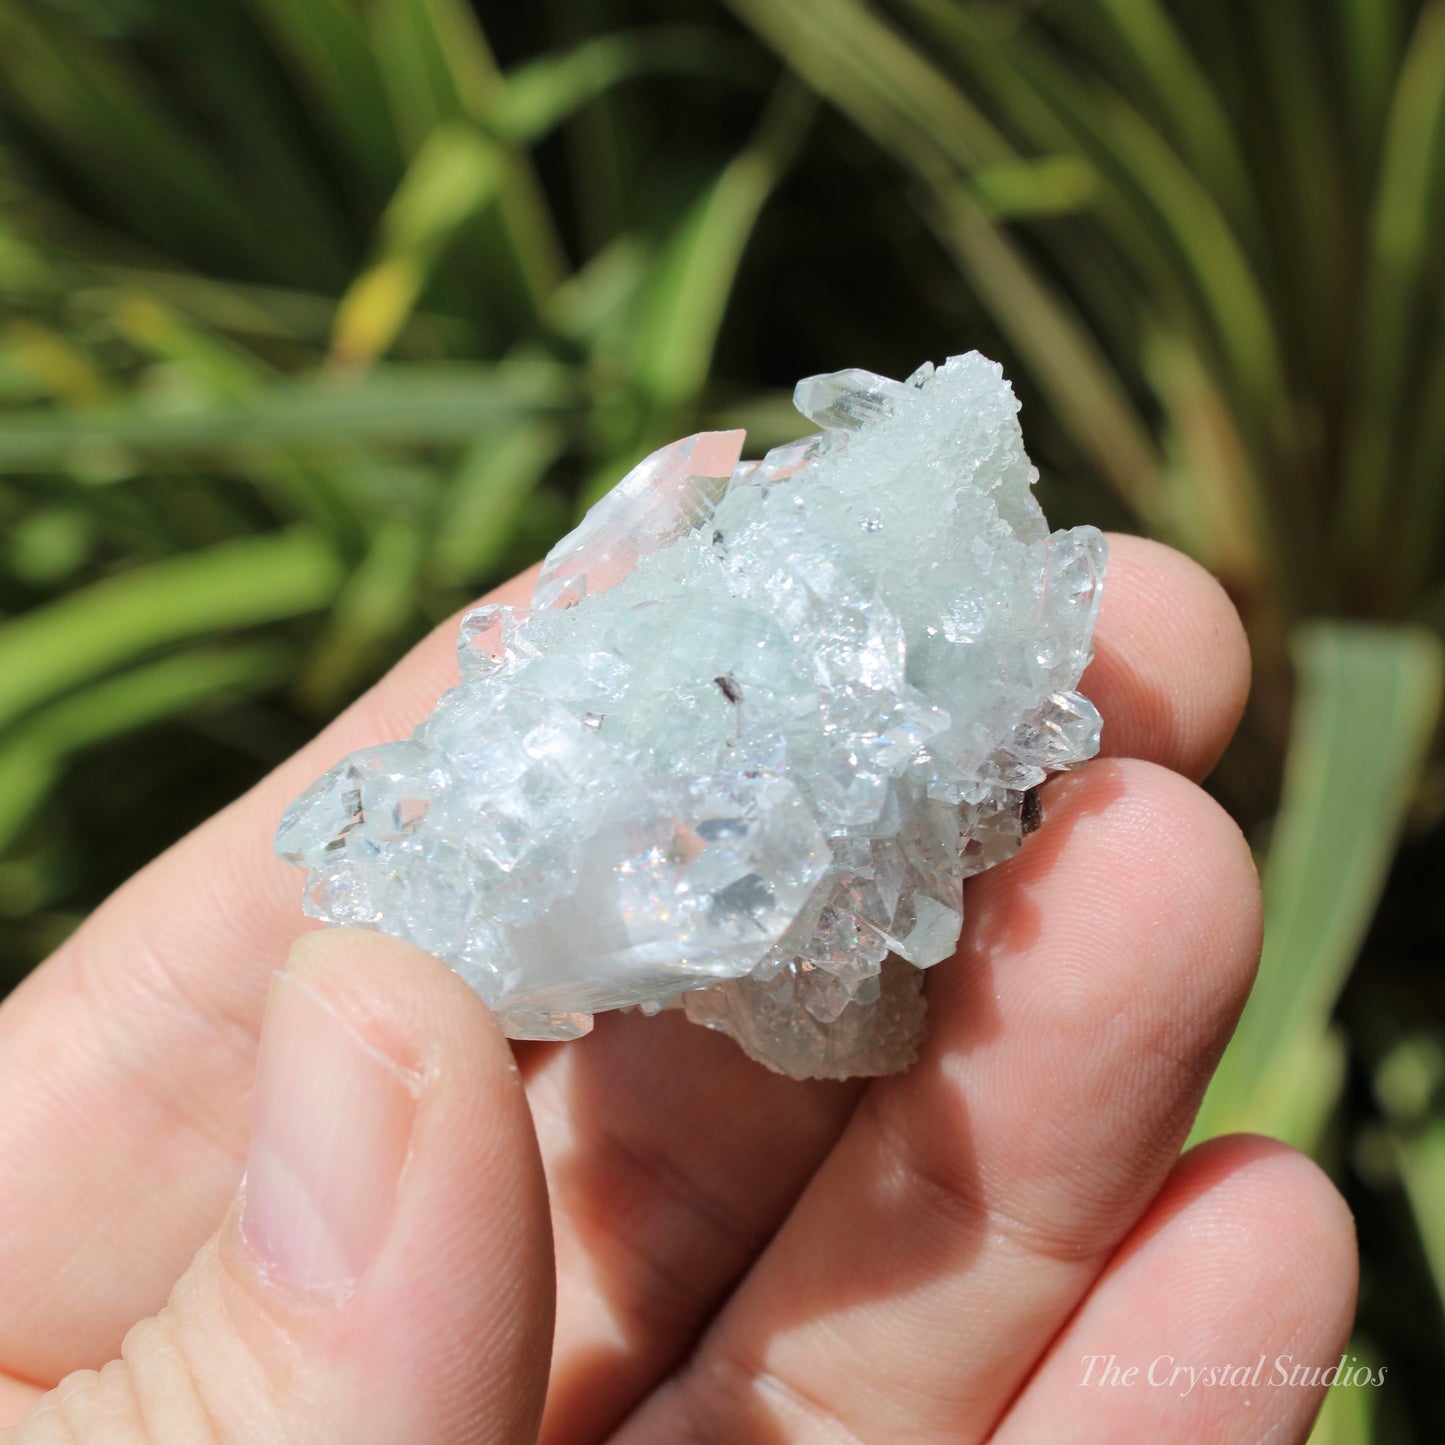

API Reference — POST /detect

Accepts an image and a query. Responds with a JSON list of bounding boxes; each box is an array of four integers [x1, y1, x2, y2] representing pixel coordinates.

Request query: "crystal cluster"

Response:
[[276, 354, 1106, 1079]]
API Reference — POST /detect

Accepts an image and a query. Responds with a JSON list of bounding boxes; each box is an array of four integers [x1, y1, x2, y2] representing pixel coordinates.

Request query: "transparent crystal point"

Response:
[[533, 429, 744, 609], [276, 353, 1106, 1080], [793, 367, 920, 431]]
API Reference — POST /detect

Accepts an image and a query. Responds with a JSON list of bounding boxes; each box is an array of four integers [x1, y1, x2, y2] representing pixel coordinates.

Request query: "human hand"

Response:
[[0, 536, 1357, 1443]]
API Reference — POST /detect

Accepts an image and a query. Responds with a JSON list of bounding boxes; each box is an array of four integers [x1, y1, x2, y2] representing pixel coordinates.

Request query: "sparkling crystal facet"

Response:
[[277, 355, 1106, 1078]]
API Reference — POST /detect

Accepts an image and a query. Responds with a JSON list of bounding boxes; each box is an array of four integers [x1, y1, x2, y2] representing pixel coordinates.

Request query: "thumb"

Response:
[[6, 929, 555, 1444]]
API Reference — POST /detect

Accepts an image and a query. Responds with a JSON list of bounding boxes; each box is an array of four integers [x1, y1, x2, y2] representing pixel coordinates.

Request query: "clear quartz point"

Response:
[[533, 430, 744, 609], [276, 355, 1107, 1074], [792, 367, 919, 430]]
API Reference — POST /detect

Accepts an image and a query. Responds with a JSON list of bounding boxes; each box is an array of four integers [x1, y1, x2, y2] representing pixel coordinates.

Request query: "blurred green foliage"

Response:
[[2, 0, 1445, 1436]]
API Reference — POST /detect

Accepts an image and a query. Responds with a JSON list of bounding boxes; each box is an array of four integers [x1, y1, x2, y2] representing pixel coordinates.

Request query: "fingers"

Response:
[[992, 1136, 1358, 1444], [515, 537, 1251, 1442], [0, 570, 530, 1382], [1085, 534, 1250, 781], [0, 1381, 39, 1429], [0, 535, 1248, 1380], [1, 930, 554, 1445], [529, 1016, 860, 1443], [615, 759, 1264, 1443]]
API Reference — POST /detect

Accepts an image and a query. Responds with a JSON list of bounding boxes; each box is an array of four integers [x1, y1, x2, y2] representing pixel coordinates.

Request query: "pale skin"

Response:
[[0, 534, 1358, 1443]]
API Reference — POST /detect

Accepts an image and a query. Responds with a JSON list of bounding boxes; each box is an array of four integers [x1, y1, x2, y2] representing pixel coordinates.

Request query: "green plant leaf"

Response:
[[0, 362, 579, 470], [297, 518, 425, 709], [1191, 623, 1445, 1153], [431, 417, 565, 584], [1088, 0, 1256, 234], [1337, 0, 1404, 163], [916, 14, 1287, 428], [490, 26, 761, 145], [244, 0, 402, 192], [629, 80, 814, 420], [726, 0, 1014, 173], [1142, 326, 1272, 597], [0, 642, 291, 852], [0, 529, 343, 731], [969, 156, 1096, 219], [1395, 1116, 1445, 1312], [330, 124, 504, 366], [579, 78, 816, 504], [365, 0, 567, 314], [0, 3, 287, 274], [725, 0, 1167, 527], [923, 189, 1167, 529], [1305, 1335, 1383, 1444], [1339, 0, 1445, 579]]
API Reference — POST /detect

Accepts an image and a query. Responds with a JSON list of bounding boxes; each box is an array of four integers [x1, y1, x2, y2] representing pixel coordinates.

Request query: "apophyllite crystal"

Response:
[[275, 354, 1106, 1079]]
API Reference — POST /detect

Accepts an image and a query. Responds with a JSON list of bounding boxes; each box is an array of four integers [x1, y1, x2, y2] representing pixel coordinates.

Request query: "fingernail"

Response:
[[242, 966, 418, 1288]]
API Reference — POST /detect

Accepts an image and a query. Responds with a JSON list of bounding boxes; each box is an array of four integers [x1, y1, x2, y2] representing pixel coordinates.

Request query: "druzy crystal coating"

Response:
[[276, 354, 1106, 1078]]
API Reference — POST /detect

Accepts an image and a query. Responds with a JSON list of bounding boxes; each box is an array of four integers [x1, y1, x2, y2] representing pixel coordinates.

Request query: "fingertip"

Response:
[[1088, 535, 1251, 781], [196, 926, 552, 1441], [1119, 759, 1264, 987], [1121, 1133, 1361, 1371], [968, 757, 1264, 1043], [283, 926, 517, 1079], [1168, 1134, 1359, 1302], [992, 1133, 1360, 1445]]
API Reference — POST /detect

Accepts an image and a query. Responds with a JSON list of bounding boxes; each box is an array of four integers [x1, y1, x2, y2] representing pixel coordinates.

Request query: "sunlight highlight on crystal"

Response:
[[276, 354, 1106, 1078]]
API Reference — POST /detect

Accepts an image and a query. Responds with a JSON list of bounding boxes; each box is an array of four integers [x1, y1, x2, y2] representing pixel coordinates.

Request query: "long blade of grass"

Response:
[[924, 190, 1167, 530], [0, 5, 284, 274], [630, 81, 814, 422], [1395, 1118, 1445, 1315], [1339, 0, 1445, 582], [1395, 325, 1445, 601], [1191, 623, 1445, 1153], [330, 124, 503, 367], [574, 80, 814, 505], [0, 321, 110, 406], [243, 0, 402, 191], [88, 266, 466, 350], [105, 292, 371, 541], [1371, 1032, 1445, 1344], [491, 26, 761, 145], [0, 362, 578, 470], [0, 529, 343, 730], [1305, 1337, 1383, 1445], [158, 0, 357, 285], [1337, 0, 1404, 163], [296, 518, 425, 709], [923, 15, 1287, 433], [725, 0, 1015, 172], [366, 0, 498, 146], [894, 2, 1181, 363], [1080, 90, 1286, 423], [1084, 0, 1260, 240], [1243, 3, 1352, 388], [725, 0, 1164, 525], [366, 0, 567, 313], [431, 418, 565, 584], [0, 642, 291, 851], [1142, 326, 1271, 596], [967, 156, 1096, 220]]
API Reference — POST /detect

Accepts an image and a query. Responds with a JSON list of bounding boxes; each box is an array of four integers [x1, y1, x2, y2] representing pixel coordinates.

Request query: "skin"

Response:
[[0, 534, 1358, 1442]]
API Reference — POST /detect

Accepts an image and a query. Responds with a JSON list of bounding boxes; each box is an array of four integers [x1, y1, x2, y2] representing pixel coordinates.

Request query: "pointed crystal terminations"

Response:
[[533, 430, 745, 610], [275, 354, 1107, 1080]]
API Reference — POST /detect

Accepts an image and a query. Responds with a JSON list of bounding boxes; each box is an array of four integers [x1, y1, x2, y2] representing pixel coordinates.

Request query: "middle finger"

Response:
[[613, 759, 1262, 1443]]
